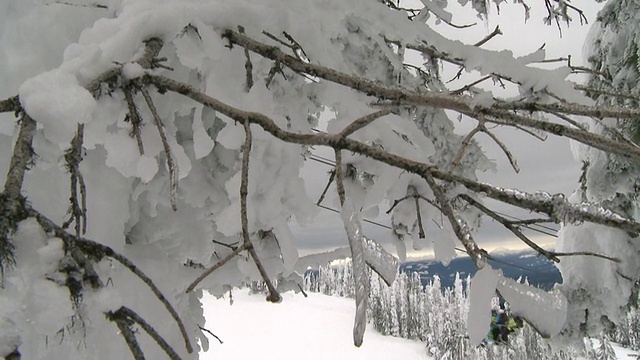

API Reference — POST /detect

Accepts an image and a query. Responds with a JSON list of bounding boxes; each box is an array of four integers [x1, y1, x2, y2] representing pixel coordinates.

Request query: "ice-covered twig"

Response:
[[185, 242, 249, 293], [240, 119, 281, 303], [334, 150, 346, 205], [26, 208, 193, 354], [123, 86, 145, 155], [222, 30, 640, 161], [481, 124, 520, 173], [62, 124, 88, 237], [109, 306, 183, 360], [140, 88, 178, 211], [238, 26, 254, 92]]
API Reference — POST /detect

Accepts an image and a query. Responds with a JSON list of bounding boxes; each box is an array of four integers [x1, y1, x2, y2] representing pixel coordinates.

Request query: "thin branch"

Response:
[[450, 75, 492, 94], [185, 242, 249, 293], [107, 314, 146, 360], [474, 25, 502, 47], [414, 193, 426, 239], [238, 26, 254, 92], [386, 194, 440, 214], [424, 173, 485, 266], [338, 109, 392, 138], [334, 150, 346, 206], [450, 125, 482, 171], [198, 325, 224, 344], [316, 170, 336, 206], [140, 88, 178, 211], [552, 251, 620, 263], [62, 124, 88, 236], [240, 119, 281, 303], [115, 306, 183, 360], [211, 239, 239, 251], [123, 87, 145, 155], [460, 194, 560, 262], [26, 208, 193, 354], [481, 125, 520, 173]]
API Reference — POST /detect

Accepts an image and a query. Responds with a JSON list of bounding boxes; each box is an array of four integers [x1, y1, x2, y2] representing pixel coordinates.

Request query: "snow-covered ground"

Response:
[[200, 289, 639, 360], [200, 289, 429, 360]]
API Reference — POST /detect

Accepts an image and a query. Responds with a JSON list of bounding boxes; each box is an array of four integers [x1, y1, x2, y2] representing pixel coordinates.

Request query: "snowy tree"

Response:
[[2, 0, 640, 358], [557, 0, 640, 342]]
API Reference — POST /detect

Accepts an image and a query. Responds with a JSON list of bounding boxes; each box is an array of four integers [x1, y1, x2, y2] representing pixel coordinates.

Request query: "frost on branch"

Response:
[[2, 0, 640, 357]]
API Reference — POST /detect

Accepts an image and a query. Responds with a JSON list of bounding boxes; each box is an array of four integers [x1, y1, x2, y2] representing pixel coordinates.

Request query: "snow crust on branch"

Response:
[[1, 0, 639, 357]]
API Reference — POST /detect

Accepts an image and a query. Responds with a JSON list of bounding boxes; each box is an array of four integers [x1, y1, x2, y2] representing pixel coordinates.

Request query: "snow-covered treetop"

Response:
[[1, 0, 639, 358]]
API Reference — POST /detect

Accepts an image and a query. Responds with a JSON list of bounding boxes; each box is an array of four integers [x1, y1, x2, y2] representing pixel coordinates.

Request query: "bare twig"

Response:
[[140, 88, 178, 211], [240, 119, 281, 303], [185, 242, 249, 293], [386, 194, 440, 214], [198, 325, 224, 344], [316, 170, 336, 206], [474, 26, 502, 47], [482, 125, 520, 173]]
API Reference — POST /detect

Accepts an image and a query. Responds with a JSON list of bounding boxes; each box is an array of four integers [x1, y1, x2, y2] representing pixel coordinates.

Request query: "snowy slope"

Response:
[[200, 289, 430, 360]]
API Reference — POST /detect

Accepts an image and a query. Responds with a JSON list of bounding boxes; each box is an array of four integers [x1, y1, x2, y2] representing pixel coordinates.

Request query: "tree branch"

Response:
[[25, 208, 193, 354], [113, 306, 183, 360], [140, 88, 178, 211], [146, 74, 640, 234], [185, 242, 249, 293], [240, 119, 281, 303]]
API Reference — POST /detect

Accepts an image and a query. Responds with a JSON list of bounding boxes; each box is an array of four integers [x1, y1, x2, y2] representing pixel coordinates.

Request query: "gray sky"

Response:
[[291, 1, 605, 258]]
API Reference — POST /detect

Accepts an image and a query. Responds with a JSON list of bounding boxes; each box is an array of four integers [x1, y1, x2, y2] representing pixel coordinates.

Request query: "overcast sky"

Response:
[[290, 0, 605, 258]]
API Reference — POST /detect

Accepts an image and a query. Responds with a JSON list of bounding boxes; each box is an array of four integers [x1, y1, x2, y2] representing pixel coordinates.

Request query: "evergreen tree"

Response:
[[557, 0, 640, 340]]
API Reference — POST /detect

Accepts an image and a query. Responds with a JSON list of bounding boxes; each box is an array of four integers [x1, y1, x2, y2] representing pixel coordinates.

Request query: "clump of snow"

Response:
[[498, 277, 567, 337], [18, 69, 96, 145]]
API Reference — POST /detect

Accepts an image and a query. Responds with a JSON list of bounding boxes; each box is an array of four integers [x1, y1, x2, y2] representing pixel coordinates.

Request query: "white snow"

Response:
[[18, 69, 96, 145], [200, 289, 430, 360]]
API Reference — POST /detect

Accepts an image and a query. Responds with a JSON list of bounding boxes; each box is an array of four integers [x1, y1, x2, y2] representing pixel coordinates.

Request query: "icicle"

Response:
[[362, 236, 398, 286], [341, 199, 370, 347]]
